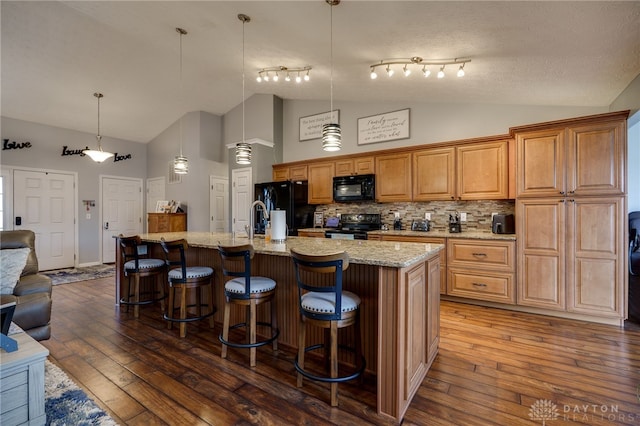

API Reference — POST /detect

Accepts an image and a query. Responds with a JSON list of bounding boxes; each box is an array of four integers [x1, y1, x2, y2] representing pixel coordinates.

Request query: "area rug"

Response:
[[43, 264, 115, 285], [45, 360, 118, 426]]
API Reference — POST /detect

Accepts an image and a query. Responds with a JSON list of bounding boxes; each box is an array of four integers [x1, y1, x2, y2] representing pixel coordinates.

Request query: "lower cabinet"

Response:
[[297, 230, 325, 238], [447, 239, 516, 304], [148, 213, 187, 233]]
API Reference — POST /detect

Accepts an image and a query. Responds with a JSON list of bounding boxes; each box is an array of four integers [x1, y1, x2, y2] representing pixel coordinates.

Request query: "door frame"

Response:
[[8, 165, 79, 267], [99, 174, 143, 264]]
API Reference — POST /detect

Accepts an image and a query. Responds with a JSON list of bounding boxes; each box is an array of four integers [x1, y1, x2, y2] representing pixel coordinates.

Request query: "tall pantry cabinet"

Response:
[[514, 112, 628, 320]]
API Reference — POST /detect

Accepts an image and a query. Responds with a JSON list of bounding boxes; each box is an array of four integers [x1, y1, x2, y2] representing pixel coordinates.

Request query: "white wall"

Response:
[[281, 100, 606, 162], [628, 118, 640, 213], [0, 116, 147, 264]]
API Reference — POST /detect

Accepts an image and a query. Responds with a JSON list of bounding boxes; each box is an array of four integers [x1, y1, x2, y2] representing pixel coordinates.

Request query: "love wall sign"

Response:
[[3, 139, 32, 150]]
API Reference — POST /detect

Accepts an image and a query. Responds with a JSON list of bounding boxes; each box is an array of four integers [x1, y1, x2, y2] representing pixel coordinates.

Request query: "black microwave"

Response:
[[333, 174, 375, 202]]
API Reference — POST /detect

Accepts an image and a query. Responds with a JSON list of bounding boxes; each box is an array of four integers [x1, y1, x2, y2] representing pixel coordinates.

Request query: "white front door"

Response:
[[210, 176, 229, 233], [13, 169, 76, 270], [101, 176, 143, 263], [231, 168, 252, 235]]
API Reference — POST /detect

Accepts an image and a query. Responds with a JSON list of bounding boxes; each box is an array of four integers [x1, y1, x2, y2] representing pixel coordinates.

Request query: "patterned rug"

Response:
[[43, 264, 115, 285], [45, 360, 118, 425]]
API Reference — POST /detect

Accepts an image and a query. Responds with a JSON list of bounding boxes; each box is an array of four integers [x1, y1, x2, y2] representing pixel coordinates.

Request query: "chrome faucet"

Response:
[[246, 200, 268, 240]]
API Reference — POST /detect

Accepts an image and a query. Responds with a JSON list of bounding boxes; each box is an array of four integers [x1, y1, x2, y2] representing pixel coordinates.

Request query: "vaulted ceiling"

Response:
[[2, 1, 639, 143]]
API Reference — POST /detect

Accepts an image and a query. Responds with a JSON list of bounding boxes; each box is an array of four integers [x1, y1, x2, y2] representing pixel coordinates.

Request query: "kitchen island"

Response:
[[115, 232, 443, 422]]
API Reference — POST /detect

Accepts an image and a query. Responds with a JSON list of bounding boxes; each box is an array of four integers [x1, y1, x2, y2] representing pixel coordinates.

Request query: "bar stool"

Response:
[[118, 235, 167, 318], [160, 238, 215, 337], [290, 249, 365, 407], [218, 244, 279, 367]]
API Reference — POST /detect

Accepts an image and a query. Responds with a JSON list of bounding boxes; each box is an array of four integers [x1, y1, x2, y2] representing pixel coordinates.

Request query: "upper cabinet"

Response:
[[308, 161, 335, 204], [413, 140, 510, 201], [375, 153, 412, 202], [335, 156, 375, 176], [515, 116, 626, 198], [273, 164, 308, 182]]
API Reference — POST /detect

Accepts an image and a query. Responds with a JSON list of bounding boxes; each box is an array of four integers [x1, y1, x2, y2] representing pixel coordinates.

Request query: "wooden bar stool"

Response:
[[160, 238, 215, 337], [290, 249, 365, 407], [118, 235, 167, 318], [218, 244, 279, 367]]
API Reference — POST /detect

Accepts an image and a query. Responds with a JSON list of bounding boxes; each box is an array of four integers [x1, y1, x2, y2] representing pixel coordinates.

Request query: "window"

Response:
[[0, 176, 4, 230]]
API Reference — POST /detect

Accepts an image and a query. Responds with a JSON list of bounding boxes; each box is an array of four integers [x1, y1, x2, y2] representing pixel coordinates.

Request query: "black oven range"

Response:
[[324, 213, 381, 240]]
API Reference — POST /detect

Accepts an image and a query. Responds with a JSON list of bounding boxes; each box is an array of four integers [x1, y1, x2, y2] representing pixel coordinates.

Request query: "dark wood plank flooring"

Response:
[[42, 277, 640, 425]]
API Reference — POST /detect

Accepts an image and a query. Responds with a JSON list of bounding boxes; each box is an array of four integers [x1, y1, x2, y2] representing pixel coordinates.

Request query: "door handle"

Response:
[[104, 222, 109, 230]]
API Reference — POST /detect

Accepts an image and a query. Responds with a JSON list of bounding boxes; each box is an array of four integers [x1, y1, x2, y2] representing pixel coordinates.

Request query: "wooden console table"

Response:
[[0, 331, 49, 425]]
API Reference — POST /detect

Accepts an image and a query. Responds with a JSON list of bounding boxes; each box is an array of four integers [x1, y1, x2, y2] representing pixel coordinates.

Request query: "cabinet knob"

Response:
[[559, 191, 565, 195]]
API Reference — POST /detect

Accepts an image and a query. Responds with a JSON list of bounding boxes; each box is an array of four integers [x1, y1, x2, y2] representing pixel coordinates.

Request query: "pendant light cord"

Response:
[[96, 94, 101, 147], [329, 2, 334, 115], [242, 17, 246, 144], [179, 29, 184, 157]]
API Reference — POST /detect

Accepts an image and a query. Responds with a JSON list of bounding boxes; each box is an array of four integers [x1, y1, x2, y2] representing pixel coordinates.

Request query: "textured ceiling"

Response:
[[1, 1, 639, 143]]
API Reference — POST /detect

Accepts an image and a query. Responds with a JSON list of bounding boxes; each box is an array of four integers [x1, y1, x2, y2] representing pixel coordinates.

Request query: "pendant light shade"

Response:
[[173, 27, 189, 175], [235, 142, 252, 164], [323, 0, 341, 152], [83, 93, 114, 163], [236, 14, 252, 164]]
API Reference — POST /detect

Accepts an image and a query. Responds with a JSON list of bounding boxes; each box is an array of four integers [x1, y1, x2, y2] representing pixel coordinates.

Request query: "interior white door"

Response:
[[210, 176, 229, 233], [146, 176, 165, 223], [101, 176, 142, 263], [13, 169, 76, 270], [231, 168, 252, 235]]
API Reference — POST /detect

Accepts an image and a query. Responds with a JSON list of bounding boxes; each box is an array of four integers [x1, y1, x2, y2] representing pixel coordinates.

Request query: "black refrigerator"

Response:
[[254, 181, 314, 236]]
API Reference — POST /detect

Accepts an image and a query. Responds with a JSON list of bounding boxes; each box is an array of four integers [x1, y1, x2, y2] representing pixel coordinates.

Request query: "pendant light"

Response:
[[235, 14, 252, 165], [173, 27, 189, 174], [322, 0, 341, 152], [83, 93, 114, 163]]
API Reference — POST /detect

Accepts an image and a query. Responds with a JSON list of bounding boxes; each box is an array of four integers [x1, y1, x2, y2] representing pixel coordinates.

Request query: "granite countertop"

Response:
[[298, 228, 516, 241], [139, 232, 444, 268]]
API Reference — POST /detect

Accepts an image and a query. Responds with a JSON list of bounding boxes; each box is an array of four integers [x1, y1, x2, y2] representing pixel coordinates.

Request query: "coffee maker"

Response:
[[492, 214, 515, 234]]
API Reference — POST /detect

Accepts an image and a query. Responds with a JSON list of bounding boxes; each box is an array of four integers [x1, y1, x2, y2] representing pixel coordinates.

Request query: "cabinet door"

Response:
[[334, 159, 354, 176], [566, 196, 624, 318], [289, 165, 308, 181], [272, 166, 289, 182], [516, 128, 565, 197], [413, 147, 455, 201], [567, 121, 626, 196], [457, 140, 509, 200], [426, 256, 440, 365], [376, 153, 412, 202], [147, 214, 159, 232], [169, 214, 187, 231], [517, 198, 566, 310], [403, 261, 427, 399], [308, 162, 335, 204], [354, 156, 375, 175]]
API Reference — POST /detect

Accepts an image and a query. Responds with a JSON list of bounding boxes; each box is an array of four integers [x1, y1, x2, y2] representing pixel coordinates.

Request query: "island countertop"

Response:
[[138, 231, 444, 268]]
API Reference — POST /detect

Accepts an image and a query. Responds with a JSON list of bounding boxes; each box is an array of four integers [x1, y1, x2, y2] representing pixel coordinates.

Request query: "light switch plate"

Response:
[[394, 212, 400, 219], [424, 212, 431, 220], [460, 212, 467, 222]]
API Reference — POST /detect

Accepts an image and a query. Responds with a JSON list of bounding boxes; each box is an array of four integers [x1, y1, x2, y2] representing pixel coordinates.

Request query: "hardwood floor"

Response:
[[42, 277, 640, 425]]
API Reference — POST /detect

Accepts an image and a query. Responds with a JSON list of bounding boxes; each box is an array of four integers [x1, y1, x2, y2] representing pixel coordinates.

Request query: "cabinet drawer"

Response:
[[448, 239, 514, 270], [448, 268, 515, 304]]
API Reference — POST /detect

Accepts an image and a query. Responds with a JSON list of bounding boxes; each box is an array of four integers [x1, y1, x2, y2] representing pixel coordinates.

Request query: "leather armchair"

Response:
[[0, 230, 52, 340]]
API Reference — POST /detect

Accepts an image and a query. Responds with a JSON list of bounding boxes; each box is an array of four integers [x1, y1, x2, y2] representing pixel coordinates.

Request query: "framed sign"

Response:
[[299, 110, 340, 141], [357, 108, 410, 145]]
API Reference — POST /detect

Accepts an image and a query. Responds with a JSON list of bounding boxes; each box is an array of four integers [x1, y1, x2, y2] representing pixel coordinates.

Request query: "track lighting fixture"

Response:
[[256, 66, 312, 83], [370, 56, 470, 80]]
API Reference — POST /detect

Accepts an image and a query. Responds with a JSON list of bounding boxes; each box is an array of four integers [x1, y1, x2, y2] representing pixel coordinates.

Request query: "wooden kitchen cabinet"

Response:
[[447, 239, 516, 304], [515, 117, 625, 198], [307, 161, 335, 204], [373, 234, 447, 294], [335, 156, 375, 176], [413, 147, 456, 201], [272, 164, 308, 182], [516, 196, 625, 318], [148, 213, 187, 233], [413, 140, 509, 201], [375, 153, 412, 202]]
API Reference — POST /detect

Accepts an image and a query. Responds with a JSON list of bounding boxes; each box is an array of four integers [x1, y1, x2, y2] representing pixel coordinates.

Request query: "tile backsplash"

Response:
[[315, 200, 515, 232]]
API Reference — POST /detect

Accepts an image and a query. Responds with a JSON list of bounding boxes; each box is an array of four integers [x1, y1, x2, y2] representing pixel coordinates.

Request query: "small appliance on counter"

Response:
[[411, 219, 430, 232], [492, 214, 515, 234], [449, 213, 461, 233], [393, 218, 402, 230], [325, 216, 340, 228]]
